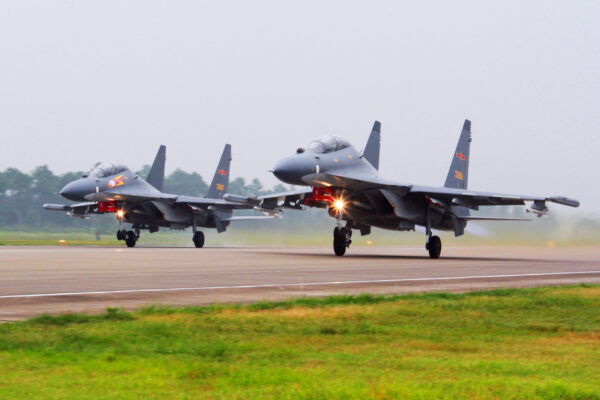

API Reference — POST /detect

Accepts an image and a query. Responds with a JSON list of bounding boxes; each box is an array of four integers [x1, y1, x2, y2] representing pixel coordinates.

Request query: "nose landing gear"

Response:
[[333, 226, 352, 256]]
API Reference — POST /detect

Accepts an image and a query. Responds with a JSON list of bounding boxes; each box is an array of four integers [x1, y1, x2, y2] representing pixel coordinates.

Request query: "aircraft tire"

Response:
[[333, 227, 347, 256], [428, 236, 441, 259], [116, 230, 123, 241], [125, 231, 137, 248], [193, 231, 205, 248]]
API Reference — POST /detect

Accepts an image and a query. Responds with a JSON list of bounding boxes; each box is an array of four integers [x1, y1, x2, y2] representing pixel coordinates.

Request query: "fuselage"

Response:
[[59, 164, 225, 231], [272, 138, 457, 232]]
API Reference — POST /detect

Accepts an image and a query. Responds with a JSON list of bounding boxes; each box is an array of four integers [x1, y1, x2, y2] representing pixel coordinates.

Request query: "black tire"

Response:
[[428, 235, 441, 259], [125, 231, 137, 248], [333, 227, 347, 256], [333, 236, 346, 256], [193, 231, 205, 248], [116, 230, 123, 241]]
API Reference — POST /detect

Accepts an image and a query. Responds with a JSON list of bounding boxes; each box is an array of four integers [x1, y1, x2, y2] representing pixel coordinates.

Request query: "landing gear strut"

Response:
[[333, 226, 352, 256], [425, 206, 441, 259]]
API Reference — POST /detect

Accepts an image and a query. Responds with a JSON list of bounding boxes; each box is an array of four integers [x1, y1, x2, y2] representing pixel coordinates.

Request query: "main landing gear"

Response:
[[193, 231, 205, 248], [424, 207, 441, 258], [333, 226, 352, 256], [191, 218, 204, 248], [426, 234, 442, 259], [116, 229, 139, 248]]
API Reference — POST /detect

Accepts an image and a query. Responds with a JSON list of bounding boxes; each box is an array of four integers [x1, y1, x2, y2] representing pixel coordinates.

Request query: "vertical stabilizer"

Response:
[[444, 120, 471, 189], [363, 121, 381, 170], [206, 144, 231, 199], [147, 145, 166, 191]]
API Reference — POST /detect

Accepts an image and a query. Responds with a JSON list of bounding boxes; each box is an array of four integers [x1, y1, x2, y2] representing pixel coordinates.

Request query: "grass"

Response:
[[1, 286, 599, 399]]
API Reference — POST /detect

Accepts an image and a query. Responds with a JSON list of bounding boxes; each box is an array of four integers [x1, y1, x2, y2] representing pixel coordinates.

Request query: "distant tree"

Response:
[[164, 169, 208, 196], [229, 177, 248, 196], [0, 165, 314, 232], [136, 164, 151, 178]]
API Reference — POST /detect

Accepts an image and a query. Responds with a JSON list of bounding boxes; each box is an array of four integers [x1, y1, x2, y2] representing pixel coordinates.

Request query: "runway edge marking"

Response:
[[1, 270, 600, 299]]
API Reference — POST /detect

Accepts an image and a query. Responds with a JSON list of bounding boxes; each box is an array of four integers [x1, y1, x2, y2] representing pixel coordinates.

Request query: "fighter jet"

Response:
[[226, 120, 580, 258], [44, 144, 274, 247]]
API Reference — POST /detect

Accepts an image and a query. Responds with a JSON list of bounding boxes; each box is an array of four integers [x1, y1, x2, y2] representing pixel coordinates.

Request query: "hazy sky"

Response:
[[1, 1, 598, 215]]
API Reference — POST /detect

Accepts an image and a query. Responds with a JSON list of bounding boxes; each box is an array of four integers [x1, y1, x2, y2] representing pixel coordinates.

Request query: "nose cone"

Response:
[[273, 155, 312, 185], [60, 179, 95, 201]]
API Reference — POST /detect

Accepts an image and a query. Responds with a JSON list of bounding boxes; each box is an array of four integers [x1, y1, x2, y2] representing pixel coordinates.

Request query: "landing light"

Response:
[[116, 210, 125, 219], [333, 198, 346, 212]]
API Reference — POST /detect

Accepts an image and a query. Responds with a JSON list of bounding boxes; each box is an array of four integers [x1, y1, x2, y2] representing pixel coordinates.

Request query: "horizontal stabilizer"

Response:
[[43, 203, 71, 211], [220, 216, 278, 222], [222, 194, 261, 206], [549, 196, 580, 208], [462, 216, 531, 221]]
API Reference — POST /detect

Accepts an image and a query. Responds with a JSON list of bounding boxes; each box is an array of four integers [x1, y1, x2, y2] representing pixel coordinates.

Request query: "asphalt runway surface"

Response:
[[1, 245, 599, 320]]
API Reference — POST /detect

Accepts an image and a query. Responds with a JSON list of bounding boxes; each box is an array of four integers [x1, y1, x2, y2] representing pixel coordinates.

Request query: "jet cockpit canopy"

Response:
[[307, 135, 350, 154], [87, 163, 128, 178]]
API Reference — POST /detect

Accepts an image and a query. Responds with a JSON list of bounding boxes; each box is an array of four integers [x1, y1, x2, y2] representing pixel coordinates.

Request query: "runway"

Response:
[[1, 245, 599, 320]]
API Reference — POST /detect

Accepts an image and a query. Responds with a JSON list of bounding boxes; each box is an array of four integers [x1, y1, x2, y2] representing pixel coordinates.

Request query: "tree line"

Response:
[[0, 165, 290, 231]]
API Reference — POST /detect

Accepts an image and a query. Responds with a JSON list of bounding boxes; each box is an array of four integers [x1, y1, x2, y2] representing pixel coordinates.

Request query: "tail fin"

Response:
[[444, 119, 471, 190], [147, 145, 166, 191], [206, 144, 231, 199], [363, 121, 381, 170]]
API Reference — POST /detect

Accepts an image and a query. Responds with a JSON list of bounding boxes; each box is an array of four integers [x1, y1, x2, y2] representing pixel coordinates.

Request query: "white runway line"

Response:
[[1, 270, 600, 299]]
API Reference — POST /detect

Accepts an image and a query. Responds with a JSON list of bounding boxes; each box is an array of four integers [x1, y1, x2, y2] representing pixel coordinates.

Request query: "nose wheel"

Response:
[[193, 231, 205, 248], [333, 227, 352, 256]]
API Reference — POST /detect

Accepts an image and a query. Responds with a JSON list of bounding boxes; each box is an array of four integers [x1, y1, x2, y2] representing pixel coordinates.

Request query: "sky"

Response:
[[0, 1, 598, 216]]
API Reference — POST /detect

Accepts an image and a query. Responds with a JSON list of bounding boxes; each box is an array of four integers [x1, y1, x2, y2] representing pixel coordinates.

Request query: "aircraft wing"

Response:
[[408, 185, 580, 209], [174, 196, 255, 210], [218, 189, 313, 211], [304, 170, 579, 210], [305, 170, 410, 193], [43, 202, 104, 218], [219, 215, 279, 221]]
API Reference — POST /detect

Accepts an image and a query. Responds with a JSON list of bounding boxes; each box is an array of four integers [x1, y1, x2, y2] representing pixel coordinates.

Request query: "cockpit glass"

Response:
[[307, 135, 350, 154], [88, 163, 128, 178]]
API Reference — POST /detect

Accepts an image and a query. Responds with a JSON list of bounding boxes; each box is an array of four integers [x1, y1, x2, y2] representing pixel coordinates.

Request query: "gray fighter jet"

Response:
[[44, 144, 274, 247], [226, 120, 580, 258]]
